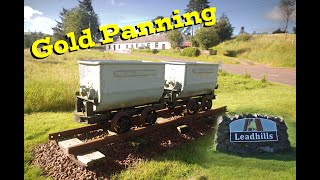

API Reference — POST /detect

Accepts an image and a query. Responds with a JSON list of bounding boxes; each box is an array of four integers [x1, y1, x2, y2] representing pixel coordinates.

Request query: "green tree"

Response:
[[152, 16, 165, 29], [279, 0, 296, 36], [185, 0, 210, 13], [113, 31, 122, 41], [52, 8, 69, 43], [214, 13, 234, 42], [78, 0, 101, 41], [63, 7, 89, 40], [272, 28, 286, 34], [166, 29, 183, 49], [293, 26, 296, 34], [53, 0, 101, 44], [24, 32, 47, 48], [79, 0, 93, 11], [185, 0, 210, 38], [239, 26, 246, 35], [24, 34, 31, 48], [194, 26, 220, 50]]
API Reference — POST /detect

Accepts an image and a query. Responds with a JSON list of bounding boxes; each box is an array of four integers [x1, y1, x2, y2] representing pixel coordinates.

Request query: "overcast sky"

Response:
[[24, 0, 296, 35]]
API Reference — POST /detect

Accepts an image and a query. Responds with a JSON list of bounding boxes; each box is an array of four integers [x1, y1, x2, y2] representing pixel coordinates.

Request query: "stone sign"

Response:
[[215, 114, 291, 154], [229, 118, 278, 142]]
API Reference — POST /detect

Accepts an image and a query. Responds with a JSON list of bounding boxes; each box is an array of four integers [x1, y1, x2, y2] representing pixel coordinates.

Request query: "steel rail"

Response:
[[66, 106, 227, 155], [49, 106, 185, 140]]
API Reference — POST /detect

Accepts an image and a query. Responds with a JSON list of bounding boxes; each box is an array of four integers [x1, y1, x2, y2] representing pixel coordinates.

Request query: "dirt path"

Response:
[[128, 53, 296, 86]]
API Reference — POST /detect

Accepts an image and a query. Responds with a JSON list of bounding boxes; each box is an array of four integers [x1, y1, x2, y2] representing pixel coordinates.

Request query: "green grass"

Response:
[[24, 49, 161, 113], [24, 112, 84, 180], [113, 133, 295, 180], [111, 72, 296, 180], [212, 34, 296, 67], [24, 50, 295, 179], [131, 49, 240, 64], [131, 34, 296, 68]]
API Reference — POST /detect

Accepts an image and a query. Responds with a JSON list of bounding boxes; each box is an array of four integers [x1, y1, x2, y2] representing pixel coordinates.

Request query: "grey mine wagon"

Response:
[[75, 60, 219, 133]]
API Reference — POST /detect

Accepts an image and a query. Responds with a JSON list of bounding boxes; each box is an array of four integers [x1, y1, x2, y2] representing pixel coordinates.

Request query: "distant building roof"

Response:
[[182, 41, 192, 47], [24, 31, 51, 36], [112, 33, 169, 44]]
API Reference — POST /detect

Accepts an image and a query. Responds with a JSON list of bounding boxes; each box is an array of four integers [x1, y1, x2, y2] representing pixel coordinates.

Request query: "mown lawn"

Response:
[[112, 72, 296, 180], [24, 49, 295, 179]]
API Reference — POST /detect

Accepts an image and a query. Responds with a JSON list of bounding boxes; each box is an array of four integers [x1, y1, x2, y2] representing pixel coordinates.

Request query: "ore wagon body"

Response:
[[75, 60, 219, 133], [164, 61, 219, 98], [77, 60, 165, 112]]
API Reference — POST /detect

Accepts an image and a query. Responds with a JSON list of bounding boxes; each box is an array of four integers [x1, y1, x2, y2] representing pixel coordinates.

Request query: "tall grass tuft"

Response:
[[24, 49, 161, 113]]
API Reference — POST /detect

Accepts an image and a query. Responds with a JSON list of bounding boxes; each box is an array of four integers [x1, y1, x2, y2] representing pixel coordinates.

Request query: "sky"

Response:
[[24, 0, 296, 35]]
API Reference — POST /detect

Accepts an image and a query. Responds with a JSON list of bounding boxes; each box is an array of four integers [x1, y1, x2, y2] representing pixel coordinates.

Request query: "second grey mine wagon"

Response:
[[75, 60, 219, 133]]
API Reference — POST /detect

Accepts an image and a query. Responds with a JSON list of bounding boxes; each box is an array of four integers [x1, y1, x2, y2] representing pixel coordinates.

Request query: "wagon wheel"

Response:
[[140, 107, 157, 126], [167, 102, 175, 110], [75, 98, 84, 112], [201, 98, 212, 111], [111, 112, 132, 134], [186, 99, 200, 115]]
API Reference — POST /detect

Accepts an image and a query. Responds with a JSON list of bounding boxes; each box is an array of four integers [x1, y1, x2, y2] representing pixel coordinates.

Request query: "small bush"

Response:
[[243, 71, 251, 78], [236, 33, 252, 41], [180, 47, 200, 57], [222, 48, 251, 57], [194, 27, 220, 50], [152, 49, 159, 54], [222, 50, 237, 57], [218, 69, 227, 76], [261, 74, 267, 83], [191, 38, 199, 47]]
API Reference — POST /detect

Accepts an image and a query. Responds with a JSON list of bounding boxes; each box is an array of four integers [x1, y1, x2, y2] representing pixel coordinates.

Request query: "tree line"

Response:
[[25, 0, 100, 48], [24, 0, 295, 49], [166, 0, 295, 50], [24, 32, 50, 48], [166, 0, 234, 50]]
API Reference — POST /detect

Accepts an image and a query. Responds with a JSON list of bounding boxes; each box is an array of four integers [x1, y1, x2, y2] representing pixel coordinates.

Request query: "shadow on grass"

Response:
[[223, 48, 251, 57], [32, 60, 63, 64], [154, 134, 296, 173], [212, 146, 296, 161], [24, 103, 75, 114], [24, 128, 51, 140], [24, 109, 74, 114], [152, 112, 296, 173]]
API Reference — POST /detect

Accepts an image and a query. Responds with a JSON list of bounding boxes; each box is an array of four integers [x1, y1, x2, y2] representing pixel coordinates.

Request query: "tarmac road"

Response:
[[219, 63, 296, 86], [124, 53, 296, 86]]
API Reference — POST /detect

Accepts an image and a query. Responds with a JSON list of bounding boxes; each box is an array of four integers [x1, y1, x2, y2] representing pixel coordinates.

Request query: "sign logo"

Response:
[[229, 118, 278, 142]]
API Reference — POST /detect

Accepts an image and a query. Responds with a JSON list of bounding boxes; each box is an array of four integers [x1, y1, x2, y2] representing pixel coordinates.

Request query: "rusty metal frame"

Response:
[[49, 107, 186, 141], [64, 106, 226, 155], [48, 123, 108, 140]]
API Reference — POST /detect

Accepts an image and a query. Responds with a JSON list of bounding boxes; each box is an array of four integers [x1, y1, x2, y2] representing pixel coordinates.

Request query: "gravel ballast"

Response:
[[32, 116, 216, 180]]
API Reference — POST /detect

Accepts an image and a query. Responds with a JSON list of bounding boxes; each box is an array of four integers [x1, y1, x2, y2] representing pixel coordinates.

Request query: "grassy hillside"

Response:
[[130, 34, 296, 68], [212, 34, 296, 67], [24, 49, 295, 179], [131, 49, 240, 65]]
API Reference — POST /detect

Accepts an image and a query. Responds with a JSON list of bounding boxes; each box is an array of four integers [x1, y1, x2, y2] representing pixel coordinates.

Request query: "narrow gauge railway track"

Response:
[[48, 106, 227, 167]]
